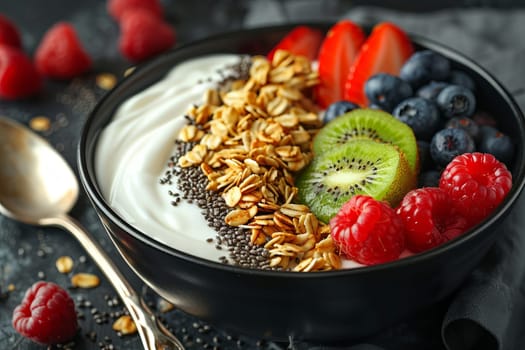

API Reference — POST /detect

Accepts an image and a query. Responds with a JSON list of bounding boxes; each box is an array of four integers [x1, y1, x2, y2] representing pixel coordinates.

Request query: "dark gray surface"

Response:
[[1, 1, 525, 350]]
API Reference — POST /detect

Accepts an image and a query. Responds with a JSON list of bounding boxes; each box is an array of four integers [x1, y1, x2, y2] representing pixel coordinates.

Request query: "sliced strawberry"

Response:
[[267, 25, 323, 62], [344, 22, 414, 106], [315, 20, 365, 109]]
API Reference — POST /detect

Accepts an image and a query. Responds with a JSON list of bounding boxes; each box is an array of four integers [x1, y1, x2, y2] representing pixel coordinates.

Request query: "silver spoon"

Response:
[[0, 117, 185, 350]]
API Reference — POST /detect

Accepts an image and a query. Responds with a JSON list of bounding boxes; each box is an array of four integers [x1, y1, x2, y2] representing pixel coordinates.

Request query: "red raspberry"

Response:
[[0, 44, 42, 100], [118, 9, 175, 62], [35, 22, 92, 80], [107, 0, 163, 21], [440, 152, 512, 226], [330, 195, 405, 265], [12, 281, 78, 345], [0, 14, 21, 48], [396, 187, 469, 253]]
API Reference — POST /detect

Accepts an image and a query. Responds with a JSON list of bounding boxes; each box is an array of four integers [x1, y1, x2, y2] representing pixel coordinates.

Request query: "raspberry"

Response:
[[118, 9, 175, 62], [35, 22, 92, 80], [0, 44, 42, 100], [396, 187, 469, 253], [12, 281, 78, 345], [107, 0, 163, 21], [0, 14, 21, 48], [440, 152, 512, 226], [330, 195, 405, 265]]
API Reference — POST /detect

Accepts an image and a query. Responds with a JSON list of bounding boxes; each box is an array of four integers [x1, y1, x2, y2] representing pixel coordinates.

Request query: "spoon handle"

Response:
[[42, 214, 185, 350]]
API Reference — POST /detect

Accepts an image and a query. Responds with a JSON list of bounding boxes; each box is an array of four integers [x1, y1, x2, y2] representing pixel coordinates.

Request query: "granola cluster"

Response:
[[177, 50, 341, 271]]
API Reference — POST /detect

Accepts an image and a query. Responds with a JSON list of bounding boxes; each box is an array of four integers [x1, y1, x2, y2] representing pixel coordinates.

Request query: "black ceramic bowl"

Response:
[[78, 23, 525, 342]]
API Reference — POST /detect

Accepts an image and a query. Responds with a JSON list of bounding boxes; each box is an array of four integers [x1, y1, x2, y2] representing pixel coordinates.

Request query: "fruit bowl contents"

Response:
[[80, 22, 525, 342], [95, 20, 515, 272]]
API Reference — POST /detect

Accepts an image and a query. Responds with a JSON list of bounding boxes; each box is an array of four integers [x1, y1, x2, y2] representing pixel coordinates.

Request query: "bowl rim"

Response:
[[78, 21, 525, 279]]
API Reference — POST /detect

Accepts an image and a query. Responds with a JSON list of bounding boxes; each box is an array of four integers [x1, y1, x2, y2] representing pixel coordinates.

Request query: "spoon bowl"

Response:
[[0, 117, 77, 222], [0, 116, 184, 350], [78, 23, 525, 342]]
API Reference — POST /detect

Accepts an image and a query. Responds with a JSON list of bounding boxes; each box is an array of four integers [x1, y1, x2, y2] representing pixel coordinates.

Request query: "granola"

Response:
[[177, 50, 340, 271]]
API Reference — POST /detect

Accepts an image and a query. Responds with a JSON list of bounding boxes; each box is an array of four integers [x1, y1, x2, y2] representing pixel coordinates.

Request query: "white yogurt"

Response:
[[95, 54, 409, 268], [96, 54, 242, 261]]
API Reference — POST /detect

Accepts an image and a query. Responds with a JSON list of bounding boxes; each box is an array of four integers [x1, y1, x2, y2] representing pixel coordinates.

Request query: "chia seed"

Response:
[[162, 144, 272, 270]]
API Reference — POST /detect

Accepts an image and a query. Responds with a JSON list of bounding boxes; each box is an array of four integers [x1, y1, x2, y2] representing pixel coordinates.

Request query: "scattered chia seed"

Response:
[[87, 331, 97, 342], [0, 286, 8, 301]]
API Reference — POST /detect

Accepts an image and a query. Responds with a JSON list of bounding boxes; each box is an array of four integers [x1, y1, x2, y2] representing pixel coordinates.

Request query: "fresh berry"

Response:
[[416, 81, 448, 101], [449, 69, 476, 92], [400, 50, 450, 88], [107, 0, 163, 21], [119, 9, 176, 62], [12, 281, 78, 345], [445, 117, 480, 142], [315, 20, 365, 108], [472, 110, 497, 127], [0, 44, 42, 99], [430, 128, 475, 168], [0, 14, 21, 48], [35, 22, 92, 79], [344, 22, 414, 106], [418, 170, 441, 187], [436, 84, 476, 119], [330, 195, 405, 265], [439, 152, 512, 225], [322, 100, 359, 124], [396, 187, 469, 253], [417, 140, 434, 171], [479, 129, 514, 165], [267, 25, 323, 62], [364, 73, 413, 112], [368, 103, 382, 110], [479, 125, 498, 139], [393, 96, 441, 141]]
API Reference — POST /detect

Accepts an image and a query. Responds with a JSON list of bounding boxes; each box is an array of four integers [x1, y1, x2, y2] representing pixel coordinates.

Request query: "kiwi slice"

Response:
[[313, 109, 419, 174], [296, 140, 416, 223]]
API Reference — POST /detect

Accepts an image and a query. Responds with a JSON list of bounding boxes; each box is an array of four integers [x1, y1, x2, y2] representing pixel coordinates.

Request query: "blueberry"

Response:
[[436, 84, 476, 119], [449, 70, 476, 92], [368, 103, 383, 110], [479, 125, 498, 139], [400, 50, 451, 88], [479, 129, 514, 165], [393, 97, 441, 141], [364, 73, 413, 112], [417, 140, 434, 171], [472, 111, 497, 127], [323, 100, 359, 124], [430, 128, 475, 167], [445, 117, 480, 142], [418, 170, 442, 187], [416, 81, 448, 101]]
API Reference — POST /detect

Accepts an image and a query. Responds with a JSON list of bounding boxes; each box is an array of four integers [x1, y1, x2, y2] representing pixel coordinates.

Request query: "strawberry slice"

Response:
[[315, 20, 365, 109], [344, 22, 414, 106], [267, 25, 323, 62]]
